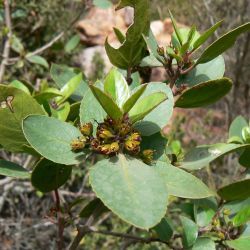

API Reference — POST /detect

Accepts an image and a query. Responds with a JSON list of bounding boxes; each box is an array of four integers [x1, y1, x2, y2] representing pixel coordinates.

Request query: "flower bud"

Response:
[[110, 141, 120, 153], [124, 139, 140, 154], [91, 138, 100, 151], [217, 232, 225, 240], [97, 127, 115, 139], [223, 208, 231, 216], [71, 136, 86, 150], [157, 46, 165, 56], [98, 144, 111, 155], [80, 123, 93, 136], [142, 149, 154, 164], [129, 132, 141, 142], [119, 123, 131, 136]]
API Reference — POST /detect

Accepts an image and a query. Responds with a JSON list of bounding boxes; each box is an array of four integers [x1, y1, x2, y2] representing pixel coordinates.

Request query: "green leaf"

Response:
[[90, 85, 123, 120], [26, 55, 49, 69], [80, 86, 106, 129], [0, 85, 45, 152], [196, 22, 250, 64], [193, 20, 223, 50], [175, 78, 232, 108], [105, 0, 150, 69], [242, 127, 250, 143], [176, 56, 225, 87], [34, 88, 63, 103], [11, 34, 24, 53], [223, 198, 250, 218], [233, 207, 250, 226], [180, 143, 250, 170], [229, 116, 248, 141], [155, 161, 214, 199], [31, 159, 72, 193], [153, 218, 173, 242], [194, 198, 217, 227], [180, 216, 198, 248], [51, 102, 70, 121], [0, 159, 30, 179], [104, 68, 130, 107], [89, 154, 168, 229], [226, 238, 250, 250], [79, 198, 109, 220], [218, 179, 250, 201], [67, 102, 81, 122], [239, 148, 250, 168], [23, 115, 85, 165], [180, 25, 196, 55], [169, 10, 183, 46], [50, 64, 88, 101], [134, 83, 174, 136], [93, 0, 112, 9], [122, 84, 147, 113], [129, 92, 167, 123], [65, 34, 81, 53], [191, 237, 216, 250], [9, 80, 31, 95], [113, 27, 126, 44], [142, 29, 165, 64], [56, 73, 83, 105]]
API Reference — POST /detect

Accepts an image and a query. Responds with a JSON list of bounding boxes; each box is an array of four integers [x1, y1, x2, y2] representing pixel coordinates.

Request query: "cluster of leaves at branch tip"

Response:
[[71, 114, 154, 164]]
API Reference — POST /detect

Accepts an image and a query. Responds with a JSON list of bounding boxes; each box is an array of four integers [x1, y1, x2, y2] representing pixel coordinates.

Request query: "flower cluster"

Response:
[[71, 115, 154, 164]]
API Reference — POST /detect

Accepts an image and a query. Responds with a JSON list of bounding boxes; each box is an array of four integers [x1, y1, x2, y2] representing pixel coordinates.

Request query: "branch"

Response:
[[54, 189, 65, 250], [0, 0, 12, 82]]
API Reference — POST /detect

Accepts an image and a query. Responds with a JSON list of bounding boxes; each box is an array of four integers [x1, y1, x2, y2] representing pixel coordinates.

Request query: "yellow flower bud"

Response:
[[110, 141, 120, 153], [217, 232, 225, 240], [157, 46, 165, 56], [97, 128, 115, 139], [71, 137, 86, 150], [223, 209, 231, 216], [98, 144, 111, 155], [80, 123, 93, 136], [142, 149, 154, 164]]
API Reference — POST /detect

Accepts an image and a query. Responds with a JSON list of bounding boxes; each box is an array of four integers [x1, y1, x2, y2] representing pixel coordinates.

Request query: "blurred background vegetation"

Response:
[[0, 0, 249, 249]]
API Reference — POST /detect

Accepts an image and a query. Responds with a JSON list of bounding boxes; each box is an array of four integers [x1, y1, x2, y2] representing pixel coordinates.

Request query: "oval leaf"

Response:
[[23, 115, 85, 165], [89, 154, 168, 229], [0, 85, 45, 152], [191, 237, 216, 250], [31, 159, 72, 193], [26, 55, 49, 69], [229, 116, 248, 141], [218, 179, 250, 201], [155, 161, 214, 199], [0, 159, 30, 179], [175, 78, 232, 108], [226, 238, 250, 250]]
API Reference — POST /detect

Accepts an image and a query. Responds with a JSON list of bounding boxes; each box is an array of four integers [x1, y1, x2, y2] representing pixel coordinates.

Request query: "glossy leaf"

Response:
[[90, 85, 123, 120], [104, 68, 130, 107], [191, 238, 216, 250], [129, 92, 167, 123], [229, 116, 248, 141], [194, 198, 217, 227], [9, 80, 31, 95], [181, 143, 250, 170], [31, 159, 72, 193], [56, 73, 82, 105], [0, 85, 45, 152], [155, 161, 214, 199], [134, 83, 174, 136], [176, 56, 225, 87], [34, 88, 63, 103], [175, 78, 232, 108], [0, 159, 30, 179], [113, 27, 125, 44], [50, 64, 88, 101], [233, 207, 250, 226], [80, 86, 107, 130], [169, 10, 183, 46], [226, 238, 250, 250], [23, 115, 85, 165], [153, 218, 173, 242], [65, 34, 80, 53], [105, 0, 150, 69], [26, 54, 49, 69], [89, 154, 168, 229], [239, 148, 250, 168], [180, 216, 198, 248], [193, 20, 223, 50], [122, 84, 147, 113], [218, 179, 250, 201], [196, 22, 250, 64]]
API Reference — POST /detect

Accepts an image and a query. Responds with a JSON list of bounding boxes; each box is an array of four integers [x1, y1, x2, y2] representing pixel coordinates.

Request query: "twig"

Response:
[[0, 0, 12, 82], [54, 189, 65, 250]]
